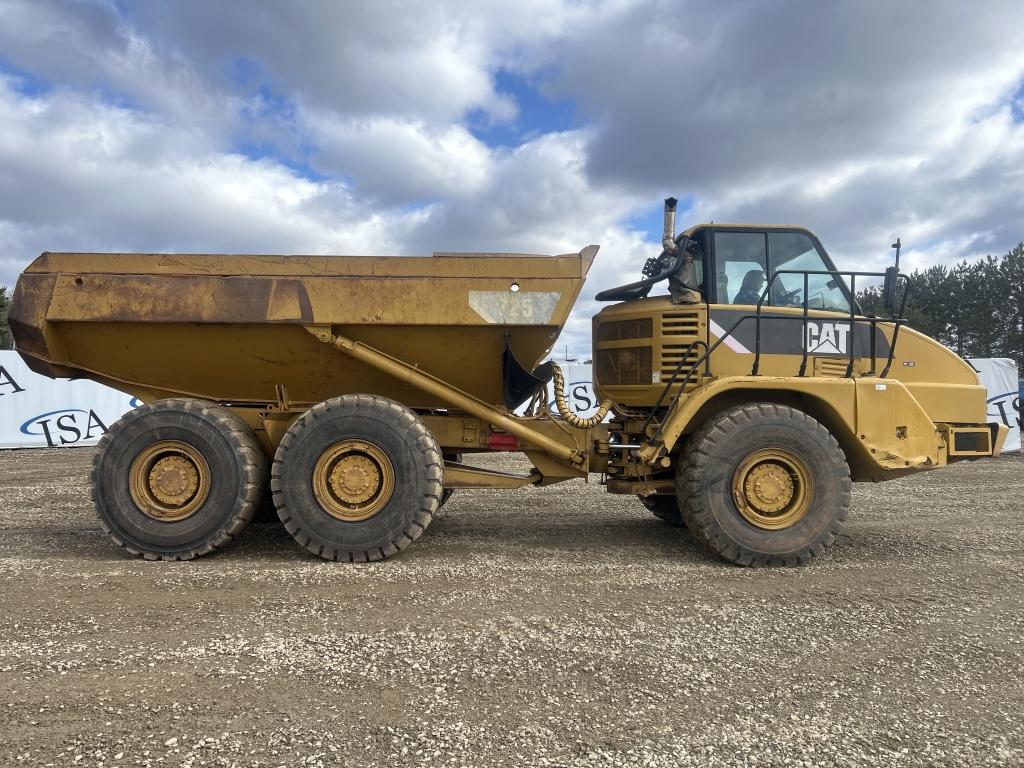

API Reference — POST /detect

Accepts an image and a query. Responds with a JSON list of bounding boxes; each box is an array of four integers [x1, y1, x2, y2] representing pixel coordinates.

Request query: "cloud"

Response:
[[551, 0, 1024, 270], [0, 78, 432, 283], [1, 0, 1023, 361]]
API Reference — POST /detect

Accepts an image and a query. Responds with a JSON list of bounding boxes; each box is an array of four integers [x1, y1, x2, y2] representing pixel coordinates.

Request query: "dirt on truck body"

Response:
[[9, 198, 1009, 565]]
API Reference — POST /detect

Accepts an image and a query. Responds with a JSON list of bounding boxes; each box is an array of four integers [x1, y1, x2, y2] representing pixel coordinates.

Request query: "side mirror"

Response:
[[882, 265, 899, 314]]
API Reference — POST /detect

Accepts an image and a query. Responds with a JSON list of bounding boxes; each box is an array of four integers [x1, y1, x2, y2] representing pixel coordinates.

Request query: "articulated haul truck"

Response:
[[10, 199, 1007, 565]]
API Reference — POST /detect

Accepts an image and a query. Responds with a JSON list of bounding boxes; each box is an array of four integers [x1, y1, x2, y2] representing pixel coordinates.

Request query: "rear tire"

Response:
[[272, 395, 443, 562], [678, 403, 850, 566], [91, 399, 265, 560], [639, 494, 685, 527]]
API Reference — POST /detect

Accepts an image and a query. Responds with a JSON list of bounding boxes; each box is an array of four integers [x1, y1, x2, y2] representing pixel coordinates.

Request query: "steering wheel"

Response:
[[776, 287, 803, 306]]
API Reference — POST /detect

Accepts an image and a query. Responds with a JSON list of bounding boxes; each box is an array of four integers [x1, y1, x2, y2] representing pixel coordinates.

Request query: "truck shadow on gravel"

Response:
[[232, 512, 725, 566]]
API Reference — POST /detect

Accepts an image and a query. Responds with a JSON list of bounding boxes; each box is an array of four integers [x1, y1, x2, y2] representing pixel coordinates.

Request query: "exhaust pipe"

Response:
[[662, 197, 678, 253]]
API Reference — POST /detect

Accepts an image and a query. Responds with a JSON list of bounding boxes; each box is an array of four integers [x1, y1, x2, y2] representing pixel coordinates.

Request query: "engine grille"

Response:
[[595, 346, 653, 386], [659, 310, 701, 378], [596, 317, 653, 342], [661, 311, 700, 336]]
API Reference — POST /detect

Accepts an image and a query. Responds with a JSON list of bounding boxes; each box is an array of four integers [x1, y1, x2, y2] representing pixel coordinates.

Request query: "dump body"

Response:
[[11, 248, 597, 409]]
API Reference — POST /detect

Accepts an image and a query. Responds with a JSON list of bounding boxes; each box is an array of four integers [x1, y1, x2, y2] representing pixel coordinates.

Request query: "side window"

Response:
[[767, 232, 850, 312], [714, 231, 767, 305]]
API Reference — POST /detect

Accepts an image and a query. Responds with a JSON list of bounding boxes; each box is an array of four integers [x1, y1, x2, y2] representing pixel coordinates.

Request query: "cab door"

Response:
[[706, 228, 876, 379]]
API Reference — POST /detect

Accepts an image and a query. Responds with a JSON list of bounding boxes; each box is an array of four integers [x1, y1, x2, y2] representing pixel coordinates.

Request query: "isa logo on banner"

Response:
[[0, 352, 138, 449]]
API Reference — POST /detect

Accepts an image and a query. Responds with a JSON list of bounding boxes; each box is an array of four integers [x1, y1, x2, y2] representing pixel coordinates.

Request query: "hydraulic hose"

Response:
[[551, 362, 613, 428]]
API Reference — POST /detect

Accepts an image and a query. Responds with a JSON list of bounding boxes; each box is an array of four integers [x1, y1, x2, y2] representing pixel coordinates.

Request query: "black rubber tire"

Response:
[[677, 403, 850, 566], [271, 395, 443, 562], [639, 494, 686, 527], [90, 399, 266, 561], [439, 452, 462, 508]]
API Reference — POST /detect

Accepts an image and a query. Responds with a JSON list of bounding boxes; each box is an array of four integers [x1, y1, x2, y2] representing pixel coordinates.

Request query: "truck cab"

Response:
[[593, 216, 1005, 489]]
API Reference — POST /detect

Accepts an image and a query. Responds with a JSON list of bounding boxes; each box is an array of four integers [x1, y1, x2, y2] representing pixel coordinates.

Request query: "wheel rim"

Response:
[[129, 440, 211, 522], [312, 439, 395, 521], [731, 448, 814, 530]]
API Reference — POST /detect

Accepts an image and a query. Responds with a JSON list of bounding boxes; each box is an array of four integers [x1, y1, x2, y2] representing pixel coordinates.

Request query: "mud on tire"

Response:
[[678, 403, 850, 566], [90, 398, 266, 561], [271, 395, 443, 562]]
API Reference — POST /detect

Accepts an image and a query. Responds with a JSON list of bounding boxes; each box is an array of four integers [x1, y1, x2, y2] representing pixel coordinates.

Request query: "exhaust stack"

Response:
[[662, 197, 678, 253]]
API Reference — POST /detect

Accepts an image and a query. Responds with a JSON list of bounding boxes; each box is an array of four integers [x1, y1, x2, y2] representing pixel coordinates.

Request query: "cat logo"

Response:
[[805, 321, 850, 355]]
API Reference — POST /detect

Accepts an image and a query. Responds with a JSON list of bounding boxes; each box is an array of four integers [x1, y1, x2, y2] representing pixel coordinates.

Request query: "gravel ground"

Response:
[[0, 448, 1022, 768]]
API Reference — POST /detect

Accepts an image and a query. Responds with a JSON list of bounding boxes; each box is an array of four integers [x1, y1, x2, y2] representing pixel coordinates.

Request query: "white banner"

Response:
[[2, 350, 1018, 452], [548, 362, 600, 419], [0, 352, 138, 449], [970, 357, 1021, 453]]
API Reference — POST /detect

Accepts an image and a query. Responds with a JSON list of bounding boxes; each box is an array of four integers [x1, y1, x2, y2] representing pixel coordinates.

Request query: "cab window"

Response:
[[768, 232, 850, 312], [713, 231, 767, 305]]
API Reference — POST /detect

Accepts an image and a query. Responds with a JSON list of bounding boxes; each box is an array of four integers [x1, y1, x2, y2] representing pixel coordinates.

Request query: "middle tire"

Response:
[[272, 395, 443, 562], [639, 494, 686, 527]]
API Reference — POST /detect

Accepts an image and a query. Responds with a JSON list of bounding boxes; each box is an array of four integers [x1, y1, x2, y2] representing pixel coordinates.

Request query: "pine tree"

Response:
[[1001, 243, 1024, 368], [855, 244, 1023, 372], [0, 286, 11, 351]]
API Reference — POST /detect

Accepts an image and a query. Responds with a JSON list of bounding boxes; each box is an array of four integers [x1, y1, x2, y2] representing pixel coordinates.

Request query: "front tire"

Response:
[[272, 395, 443, 562], [678, 403, 850, 566]]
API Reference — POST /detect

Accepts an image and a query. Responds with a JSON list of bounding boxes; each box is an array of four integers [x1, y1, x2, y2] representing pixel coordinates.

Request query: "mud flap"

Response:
[[502, 335, 553, 410]]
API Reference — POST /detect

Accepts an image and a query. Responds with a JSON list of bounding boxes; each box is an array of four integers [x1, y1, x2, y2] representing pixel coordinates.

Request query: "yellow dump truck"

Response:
[[9, 199, 1008, 565]]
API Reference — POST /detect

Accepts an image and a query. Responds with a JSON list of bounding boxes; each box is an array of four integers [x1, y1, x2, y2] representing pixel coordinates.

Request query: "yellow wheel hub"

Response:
[[732, 448, 813, 530], [130, 441, 211, 522], [313, 440, 394, 521]]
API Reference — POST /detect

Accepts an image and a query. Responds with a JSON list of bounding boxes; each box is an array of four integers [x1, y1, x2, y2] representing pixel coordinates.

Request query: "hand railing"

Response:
[[752, 269, 909, 379], [642, 268, 910, 450], [639, 339, 710, 438]]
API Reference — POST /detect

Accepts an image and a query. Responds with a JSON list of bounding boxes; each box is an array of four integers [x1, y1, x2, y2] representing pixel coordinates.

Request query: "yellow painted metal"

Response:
[[318, 329, 586, 466], [442, 461, 538, 489], [10, 247, 597, 408], [10, 222, 1003, 498], [731, 448, 813, 530], [129, 440, 211, 522], [593, 285, 998, 480], [312, 439, 395, 521]]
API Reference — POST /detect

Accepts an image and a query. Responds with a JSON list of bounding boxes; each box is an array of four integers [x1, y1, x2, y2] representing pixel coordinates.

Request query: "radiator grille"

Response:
[[596, 317, 653, 342], [595, 346, 653, 386]]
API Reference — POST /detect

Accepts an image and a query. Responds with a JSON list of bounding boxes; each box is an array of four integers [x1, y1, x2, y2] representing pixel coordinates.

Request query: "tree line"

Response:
[[0, 287, 10, 351], [856, 242, 1024, 372]]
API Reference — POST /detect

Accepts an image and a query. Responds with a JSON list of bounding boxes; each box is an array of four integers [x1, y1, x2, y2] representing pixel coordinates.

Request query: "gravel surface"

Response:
[[1, 448, 1022, 767]]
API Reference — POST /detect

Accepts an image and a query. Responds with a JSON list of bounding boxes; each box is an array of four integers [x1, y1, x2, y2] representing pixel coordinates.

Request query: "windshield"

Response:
[[768, 232, 851, 312]]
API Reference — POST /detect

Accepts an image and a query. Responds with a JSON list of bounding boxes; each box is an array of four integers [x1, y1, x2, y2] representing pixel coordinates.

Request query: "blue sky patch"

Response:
[[468, 69, 578, 147], [626, 195, 696, 243], [0, 61, 51, 98]]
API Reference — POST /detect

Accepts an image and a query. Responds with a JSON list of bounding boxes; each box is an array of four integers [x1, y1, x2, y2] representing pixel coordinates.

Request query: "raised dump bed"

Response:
[[11, 248, 597, 409]]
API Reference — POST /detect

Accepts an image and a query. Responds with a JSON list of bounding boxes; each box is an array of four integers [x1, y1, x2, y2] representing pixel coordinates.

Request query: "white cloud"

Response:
[[1, 0, 1023, 362], [305, 114, 495, 203], [0, 78, 433, 285]]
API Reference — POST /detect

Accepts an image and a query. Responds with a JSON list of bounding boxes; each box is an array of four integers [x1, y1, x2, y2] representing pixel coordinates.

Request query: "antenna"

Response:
[[891, 237, 901, 271]]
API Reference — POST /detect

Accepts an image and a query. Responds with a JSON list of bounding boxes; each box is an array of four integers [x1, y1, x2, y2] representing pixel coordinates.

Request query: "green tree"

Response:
[[855, 244, 1024, 372], [0, 286, 11, 351], [1001, 243, 1024, 368]]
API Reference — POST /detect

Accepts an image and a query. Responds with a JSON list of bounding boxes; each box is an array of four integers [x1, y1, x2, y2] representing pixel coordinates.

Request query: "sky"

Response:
[[1, 0, 1023, 357]]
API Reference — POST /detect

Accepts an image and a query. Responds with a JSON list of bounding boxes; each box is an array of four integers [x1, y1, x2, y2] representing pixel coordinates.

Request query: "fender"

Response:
[[638, 375, 944, 474]]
